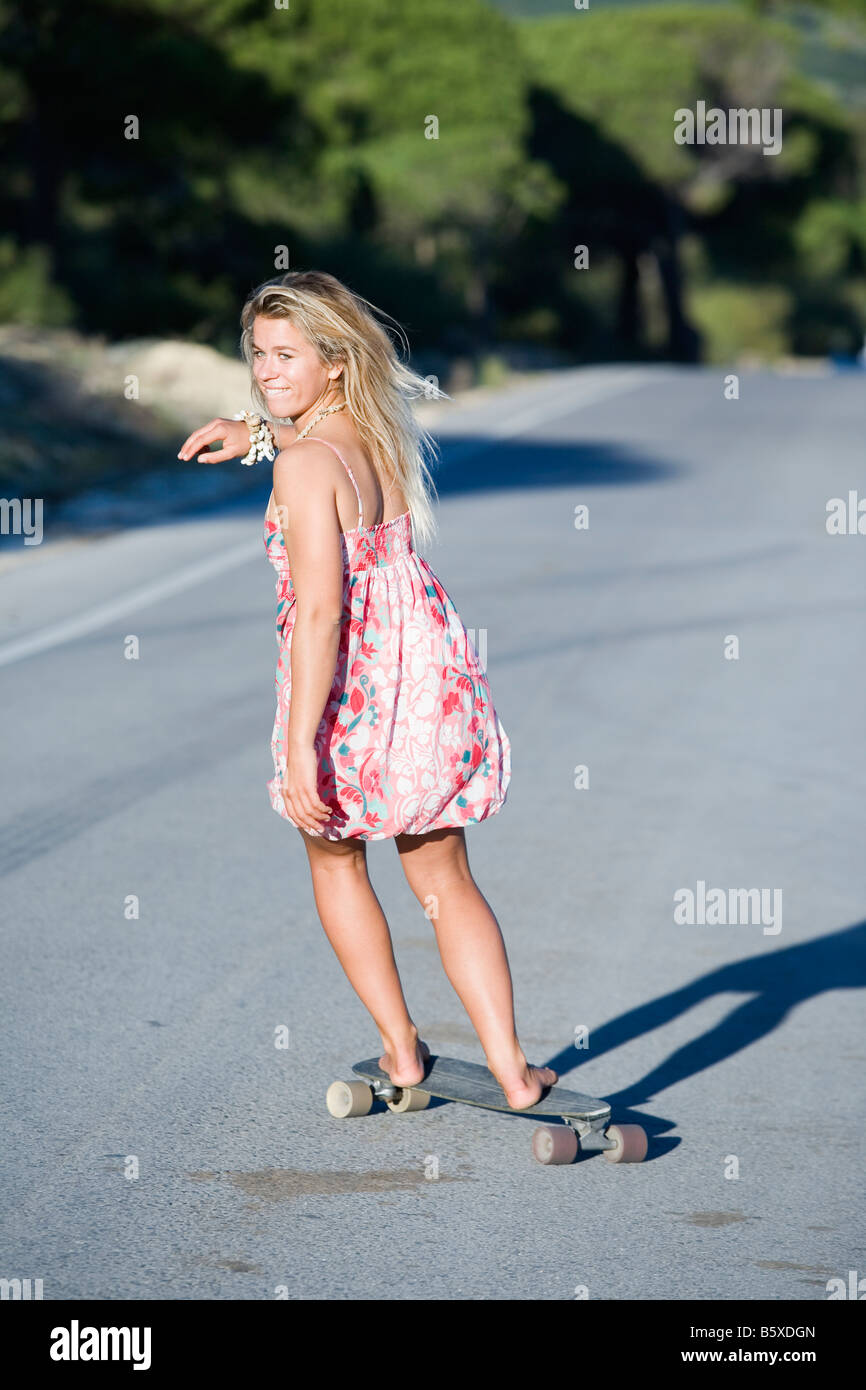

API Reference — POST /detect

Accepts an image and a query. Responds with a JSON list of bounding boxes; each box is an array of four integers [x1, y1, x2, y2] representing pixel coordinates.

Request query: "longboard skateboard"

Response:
[[325, 1053, 647, 1166]]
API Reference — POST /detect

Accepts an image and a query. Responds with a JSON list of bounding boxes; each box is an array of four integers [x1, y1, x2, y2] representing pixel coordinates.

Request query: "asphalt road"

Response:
[[1, 364, 864, 1300]]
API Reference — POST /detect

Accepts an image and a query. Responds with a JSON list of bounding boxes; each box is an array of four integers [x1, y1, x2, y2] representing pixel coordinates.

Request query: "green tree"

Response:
[[0, 0, 559, 354], [515, 4, 862, 358]]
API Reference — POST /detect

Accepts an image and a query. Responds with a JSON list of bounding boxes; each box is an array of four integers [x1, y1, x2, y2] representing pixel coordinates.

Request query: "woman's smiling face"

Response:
[[252, 315, 343, 420]]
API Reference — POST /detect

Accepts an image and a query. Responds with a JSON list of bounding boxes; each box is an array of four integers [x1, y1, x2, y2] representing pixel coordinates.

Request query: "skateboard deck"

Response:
[[352, 1053, 610, 1121], [327, 1053, 648, 1164]]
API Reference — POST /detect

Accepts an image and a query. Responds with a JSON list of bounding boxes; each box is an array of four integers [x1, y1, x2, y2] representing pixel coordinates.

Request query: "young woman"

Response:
[[178, 270, 556, 1109]]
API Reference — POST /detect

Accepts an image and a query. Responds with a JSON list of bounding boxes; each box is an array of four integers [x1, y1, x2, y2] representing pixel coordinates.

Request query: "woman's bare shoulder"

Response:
[[274, 437, 339, 468]]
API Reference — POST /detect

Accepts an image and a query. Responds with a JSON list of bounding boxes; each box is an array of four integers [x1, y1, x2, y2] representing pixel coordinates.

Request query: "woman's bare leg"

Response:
[[394, 827, 556, 1109], [298, 828, 428, 1086]]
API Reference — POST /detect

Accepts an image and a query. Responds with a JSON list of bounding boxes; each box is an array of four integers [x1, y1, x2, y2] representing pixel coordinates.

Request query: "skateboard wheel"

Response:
[[531, 1125, 579, 1165], [386, 1088, 431, 1113], [326, 1080, 374, 1118], [602, 1123, 648, 1163]]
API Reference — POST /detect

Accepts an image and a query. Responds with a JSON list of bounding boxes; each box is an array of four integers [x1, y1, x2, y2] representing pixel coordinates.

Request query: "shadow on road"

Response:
[[546, 919, 866, 1114], [430, 433, 679, 495]]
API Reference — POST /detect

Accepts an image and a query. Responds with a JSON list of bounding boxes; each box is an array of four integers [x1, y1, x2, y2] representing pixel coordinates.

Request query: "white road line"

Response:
[[0, 368, 659, 668], [0, 538, 263, 668]]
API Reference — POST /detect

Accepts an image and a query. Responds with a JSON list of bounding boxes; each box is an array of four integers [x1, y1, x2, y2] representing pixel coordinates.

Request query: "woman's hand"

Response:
[[281, 743, 333, 835], [177, 416, 266, 463]]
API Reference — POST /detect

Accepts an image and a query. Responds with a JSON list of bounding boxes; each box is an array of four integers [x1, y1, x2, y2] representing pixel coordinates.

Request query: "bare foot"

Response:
[[489, 1060, 558, 1111], [379, 1034, 430, 1088]]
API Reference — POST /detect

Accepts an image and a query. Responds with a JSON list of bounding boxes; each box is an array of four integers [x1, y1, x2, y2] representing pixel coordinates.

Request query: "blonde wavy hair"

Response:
[[239, 270, 448, 549]]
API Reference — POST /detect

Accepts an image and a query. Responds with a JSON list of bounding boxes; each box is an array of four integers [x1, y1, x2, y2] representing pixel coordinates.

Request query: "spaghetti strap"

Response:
[[305, 436, 363, 531]]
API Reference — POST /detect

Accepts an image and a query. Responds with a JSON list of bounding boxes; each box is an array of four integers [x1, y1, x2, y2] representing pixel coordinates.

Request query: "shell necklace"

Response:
[[294, 400, 348, 441]]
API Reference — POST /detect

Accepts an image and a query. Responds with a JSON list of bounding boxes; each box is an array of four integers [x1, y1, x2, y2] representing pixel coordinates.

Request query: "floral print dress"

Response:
[[263, 438, 511, 840]]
